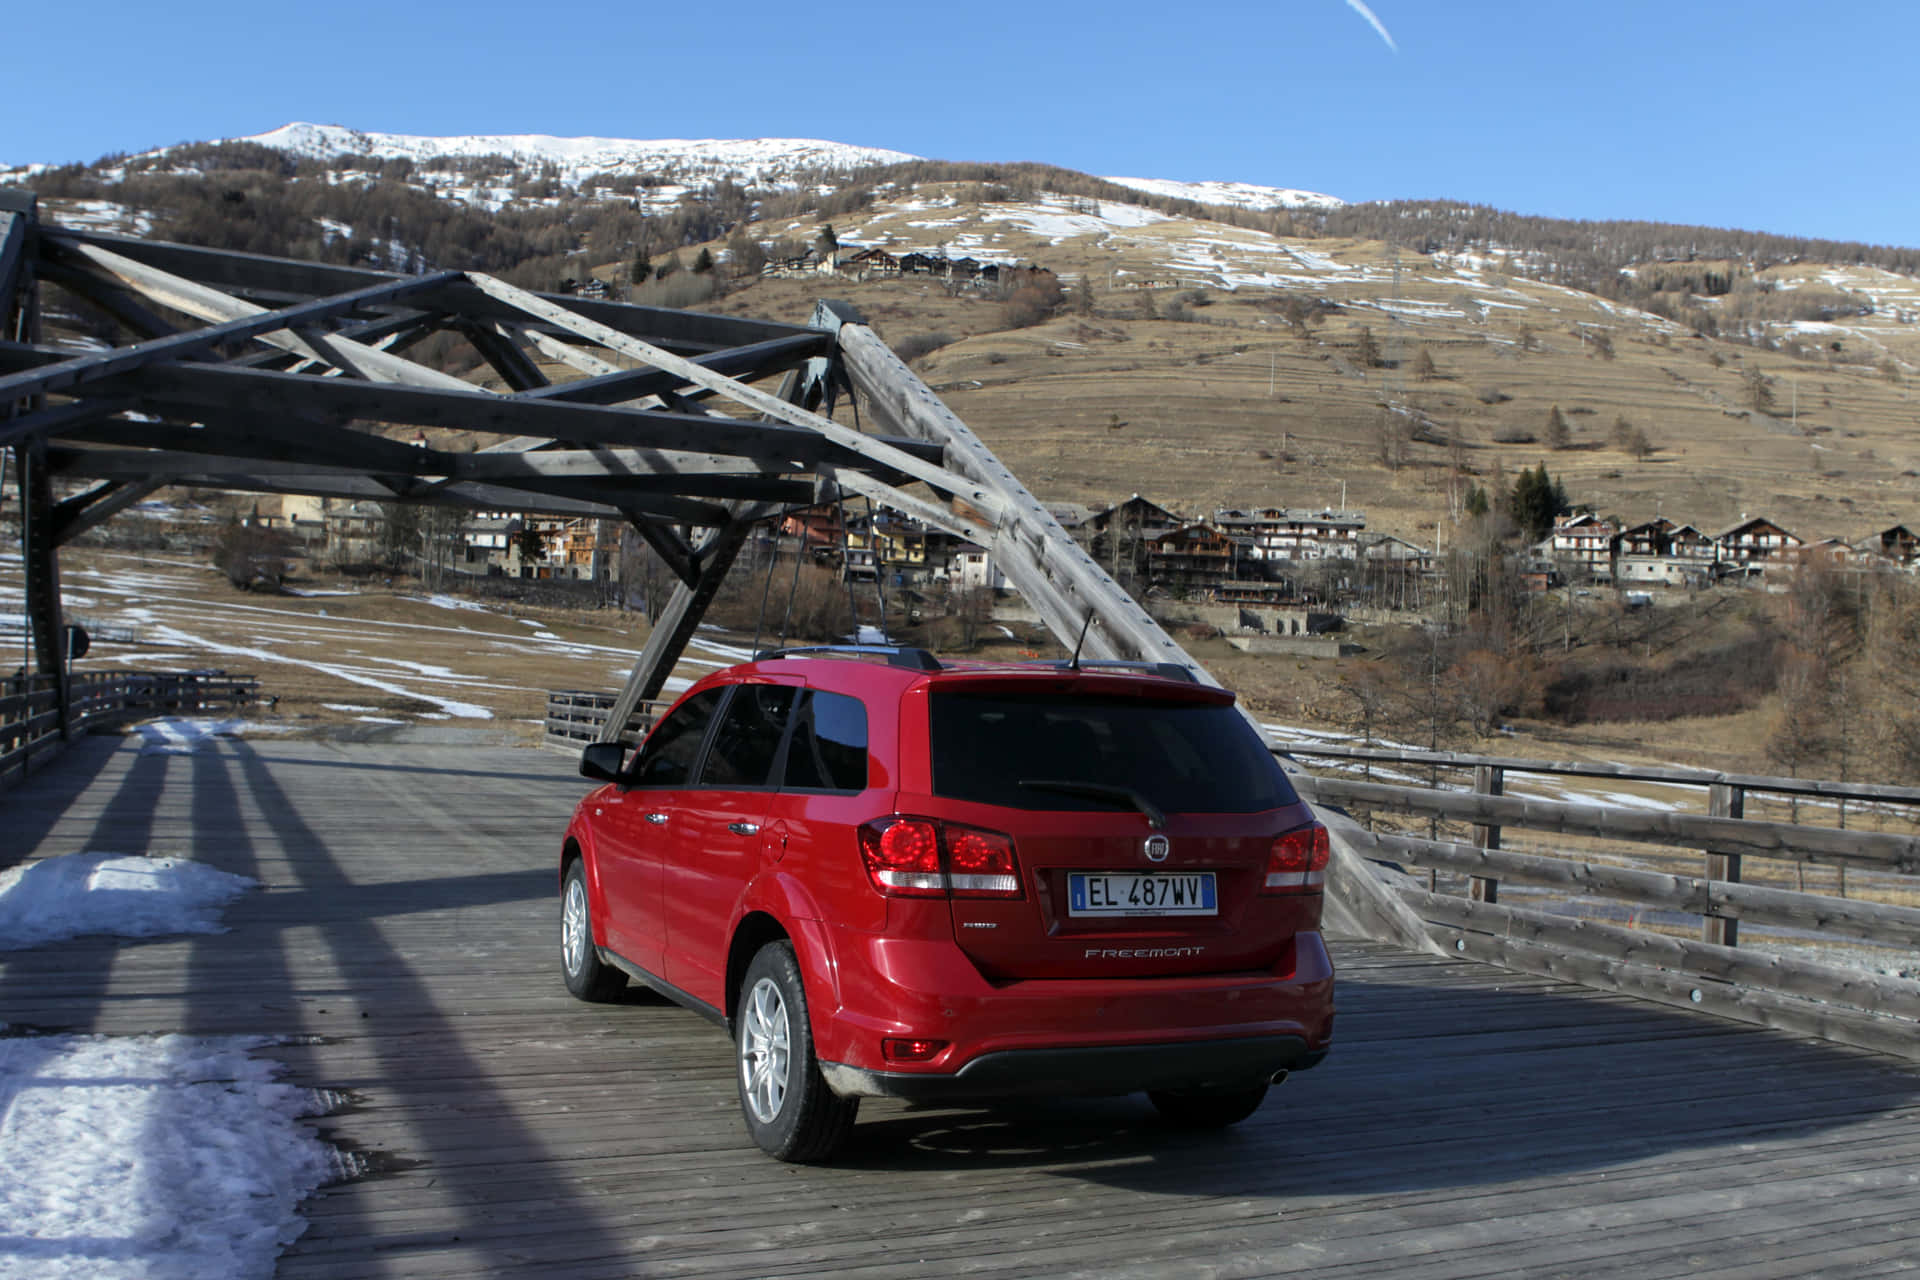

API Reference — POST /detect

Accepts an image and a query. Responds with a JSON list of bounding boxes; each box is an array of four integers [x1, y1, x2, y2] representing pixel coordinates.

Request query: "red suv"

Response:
[[560, 646, 1333, 1162]]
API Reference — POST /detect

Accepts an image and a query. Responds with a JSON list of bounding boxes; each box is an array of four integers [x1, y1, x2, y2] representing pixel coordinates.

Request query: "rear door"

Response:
[[923, 682, 1320, 980]]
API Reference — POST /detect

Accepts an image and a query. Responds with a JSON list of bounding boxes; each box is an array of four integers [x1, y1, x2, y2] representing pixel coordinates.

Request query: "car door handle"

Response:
[[728, 821, 760, 836], [645, 812, 669, 825]]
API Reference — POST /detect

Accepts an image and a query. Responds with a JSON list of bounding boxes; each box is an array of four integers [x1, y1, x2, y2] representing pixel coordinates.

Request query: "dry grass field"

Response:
[[681, 184, 1920, 547]]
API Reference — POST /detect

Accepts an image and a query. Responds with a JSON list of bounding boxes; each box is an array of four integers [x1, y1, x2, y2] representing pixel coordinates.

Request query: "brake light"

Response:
[[1262, 822, 1330, 893], [859, 818, 1023, 899]]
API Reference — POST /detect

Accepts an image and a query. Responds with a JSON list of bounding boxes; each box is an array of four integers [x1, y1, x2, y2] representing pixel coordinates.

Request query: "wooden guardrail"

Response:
[[2, 669, 259, 789], [544, 690, 672, 753], [1281, 740, 1920, 1059]]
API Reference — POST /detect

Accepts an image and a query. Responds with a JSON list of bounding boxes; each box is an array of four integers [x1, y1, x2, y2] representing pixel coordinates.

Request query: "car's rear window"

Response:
[[928, 692, 1297, 814]]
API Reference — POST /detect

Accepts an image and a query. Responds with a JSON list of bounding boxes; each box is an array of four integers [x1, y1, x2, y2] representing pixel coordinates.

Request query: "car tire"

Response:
[[736, 941, 858, 1163], [561, 860, 627, 1002], [1148, 1082, 1270, 1129]]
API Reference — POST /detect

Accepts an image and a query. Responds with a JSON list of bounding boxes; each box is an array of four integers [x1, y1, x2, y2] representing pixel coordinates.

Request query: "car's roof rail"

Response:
[[754, 644, 944, 671], [1042, 659, 1201, 683]]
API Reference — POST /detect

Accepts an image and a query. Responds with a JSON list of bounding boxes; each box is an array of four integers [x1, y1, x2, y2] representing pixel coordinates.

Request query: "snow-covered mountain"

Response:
[[1101, 175, 1344, 213], [220, 124, 1343, 213], [236, 123, 919, 188]]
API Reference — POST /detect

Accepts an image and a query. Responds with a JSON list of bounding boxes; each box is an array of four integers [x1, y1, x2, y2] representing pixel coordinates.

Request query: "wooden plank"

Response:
[[1409, 888, 1920, 1022], [1440, 929, 1920, 1058], [1280, 740, 1920, 808], [1296, 772, 1920, 871], [1342, 826, 1920, 945]]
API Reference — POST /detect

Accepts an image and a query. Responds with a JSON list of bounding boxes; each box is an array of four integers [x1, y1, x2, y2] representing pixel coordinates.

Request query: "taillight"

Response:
[[859, 818, 1023, 899], [882, 1037, 949, 1063], [1262, 822, 1329, 893], [862, 819, 945, 896]]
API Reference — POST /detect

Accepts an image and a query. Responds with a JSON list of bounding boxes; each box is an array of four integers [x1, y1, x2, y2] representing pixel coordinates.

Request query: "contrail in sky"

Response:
[[1342, 0, 1399, 52]]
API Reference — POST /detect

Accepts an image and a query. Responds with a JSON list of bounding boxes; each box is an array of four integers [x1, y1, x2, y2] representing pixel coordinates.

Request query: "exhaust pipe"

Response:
[[1270, 1069, 1290, 1086]]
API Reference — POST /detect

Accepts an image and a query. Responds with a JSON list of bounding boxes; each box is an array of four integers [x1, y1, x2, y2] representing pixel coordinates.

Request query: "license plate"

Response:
[[1067, 872, 1217, 917]]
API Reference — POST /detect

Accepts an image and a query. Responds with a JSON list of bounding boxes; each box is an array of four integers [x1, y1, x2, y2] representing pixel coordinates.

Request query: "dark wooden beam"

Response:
[[36, 260, 192, 343], [230, 309, 441, 369], [597, 513, 759, 743], [51, 476, 169, 544], [523, 332, 831, 406], [459, 321, 548, 392], [0, 399, 131, 451], [0, 266, 463, 404], [629, 516, 697, 587], [64, 414, 446, 474], [96, 361, 948, 472]]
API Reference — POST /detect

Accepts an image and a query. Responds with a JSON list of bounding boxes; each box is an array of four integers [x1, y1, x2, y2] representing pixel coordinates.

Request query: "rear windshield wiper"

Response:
[[1017, 779, 1166, 829]]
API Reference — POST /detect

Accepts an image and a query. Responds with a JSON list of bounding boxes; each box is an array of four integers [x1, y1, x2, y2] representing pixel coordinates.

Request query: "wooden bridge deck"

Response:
[[7, 734, 1920, 1278]]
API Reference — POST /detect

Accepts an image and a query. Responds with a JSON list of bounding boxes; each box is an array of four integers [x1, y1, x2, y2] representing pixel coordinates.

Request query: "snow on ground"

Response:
[[0, 1033, 343, 1280], [0, 854, 346, 1277], [132, 718, 280, 755], [410, 594, 492, 613], [1102, 175, 1343, 212], [0, 853, 254, 950]]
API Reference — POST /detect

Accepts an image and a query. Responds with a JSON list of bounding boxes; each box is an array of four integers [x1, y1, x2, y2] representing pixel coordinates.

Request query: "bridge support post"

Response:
[[1469, 764, 1503, 903], [2, 194, 67, 735], [595, 515, 758, 746], [1703, 782, 1744, 946]]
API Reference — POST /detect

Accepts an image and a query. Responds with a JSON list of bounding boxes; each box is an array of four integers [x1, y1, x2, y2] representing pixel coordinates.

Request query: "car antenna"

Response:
[[1068, 611, 1096, 671]]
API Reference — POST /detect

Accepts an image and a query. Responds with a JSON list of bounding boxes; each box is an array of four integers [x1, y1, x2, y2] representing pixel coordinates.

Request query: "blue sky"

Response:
[[5, 0, 1916, 248]]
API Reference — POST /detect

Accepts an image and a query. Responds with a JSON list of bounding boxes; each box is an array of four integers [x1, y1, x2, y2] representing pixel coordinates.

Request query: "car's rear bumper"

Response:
[[812, 927, 1335, 1096], [821, 1037, 1326, 1101]]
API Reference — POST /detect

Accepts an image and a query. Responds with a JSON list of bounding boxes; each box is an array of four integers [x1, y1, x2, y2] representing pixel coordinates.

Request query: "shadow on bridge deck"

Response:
[[5, 736, 1917, 1278]]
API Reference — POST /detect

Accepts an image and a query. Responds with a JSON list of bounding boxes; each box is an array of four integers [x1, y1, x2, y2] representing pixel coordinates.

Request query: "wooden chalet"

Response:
[[1856, 524, 1920, 568], [1614, 518, 1716, 586], [1213, 506, 1366, 563], [1546, 513, 1618, 580], [1359, 532, 1432, 570], [1715, 516, 1802, 565], [1145, 523, 1239, 594], [838, 246, 900, 279], [1797, 538, 1853, 567]]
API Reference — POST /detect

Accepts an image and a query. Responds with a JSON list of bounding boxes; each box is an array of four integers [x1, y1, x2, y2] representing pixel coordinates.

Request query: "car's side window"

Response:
[[781, 690, 869, 792], [698, 684, 798, 788], [628, 688, 725, 786]]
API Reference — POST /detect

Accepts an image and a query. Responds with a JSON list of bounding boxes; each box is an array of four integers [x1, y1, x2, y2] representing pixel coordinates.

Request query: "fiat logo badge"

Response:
[[1143, 835, 1170, 863]]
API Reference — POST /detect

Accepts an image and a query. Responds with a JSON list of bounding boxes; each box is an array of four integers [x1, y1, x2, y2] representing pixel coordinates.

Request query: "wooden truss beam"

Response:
[[0, 268, 461, 405], [51, 476, 171, 544]]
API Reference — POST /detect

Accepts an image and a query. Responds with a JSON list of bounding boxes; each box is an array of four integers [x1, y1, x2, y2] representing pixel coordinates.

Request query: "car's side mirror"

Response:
[[579, 742, 627, 784]]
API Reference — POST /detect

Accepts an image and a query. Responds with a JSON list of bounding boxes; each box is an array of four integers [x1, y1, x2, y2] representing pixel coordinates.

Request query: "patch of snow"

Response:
[[0, 1031, 339, 1280], [1103, 175, 1344, 212], [410, 594, 492, 613], [133, 718, 253, 755], [321, 703, 378, 713], [0, 852, 255, 951]]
